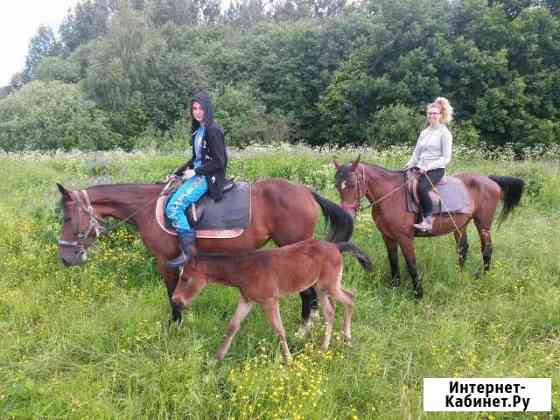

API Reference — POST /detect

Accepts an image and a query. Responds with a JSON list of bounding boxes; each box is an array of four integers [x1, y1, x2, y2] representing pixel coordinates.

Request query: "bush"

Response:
[[364, 104, 424, 147], [0, 81, 121, 151], [213, 84, 291, 147]]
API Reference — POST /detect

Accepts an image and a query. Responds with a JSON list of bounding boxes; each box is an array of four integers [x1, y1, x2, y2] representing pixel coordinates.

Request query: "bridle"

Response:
[[58, 190, 106, 253], [339, 166, 370, 215], [339, 166, 414, 216], [58, 182, 174, 256]]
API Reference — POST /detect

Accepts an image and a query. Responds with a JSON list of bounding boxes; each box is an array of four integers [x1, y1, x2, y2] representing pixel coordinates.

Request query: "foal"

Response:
[[171, 239, 372, 363]]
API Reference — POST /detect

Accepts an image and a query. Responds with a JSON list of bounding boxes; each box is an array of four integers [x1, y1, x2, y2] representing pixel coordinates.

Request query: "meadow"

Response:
[[1, 144, 559, 419]]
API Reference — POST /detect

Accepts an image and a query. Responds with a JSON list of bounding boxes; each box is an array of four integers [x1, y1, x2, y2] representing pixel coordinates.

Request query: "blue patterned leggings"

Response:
[[165, 175, 208, 233]]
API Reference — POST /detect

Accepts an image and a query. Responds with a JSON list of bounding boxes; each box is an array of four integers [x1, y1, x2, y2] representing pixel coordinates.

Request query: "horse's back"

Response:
[[250, 179, 319, 244], [452, 172, 502, 197]]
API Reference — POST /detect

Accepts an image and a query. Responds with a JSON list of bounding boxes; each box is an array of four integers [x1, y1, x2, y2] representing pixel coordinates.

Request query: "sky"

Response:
[[0, 0, 79, 87]]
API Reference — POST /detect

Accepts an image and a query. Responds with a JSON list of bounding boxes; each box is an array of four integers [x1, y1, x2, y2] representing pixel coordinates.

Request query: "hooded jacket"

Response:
[[174, 93, 228, 201]]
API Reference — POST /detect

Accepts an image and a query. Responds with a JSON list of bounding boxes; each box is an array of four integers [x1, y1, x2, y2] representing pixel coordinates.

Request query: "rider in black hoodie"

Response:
[[165, 92, 228, 268]]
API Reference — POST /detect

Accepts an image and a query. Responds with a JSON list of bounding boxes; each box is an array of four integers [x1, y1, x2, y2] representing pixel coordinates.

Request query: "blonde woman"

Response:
[[404, 97, 454, 232]]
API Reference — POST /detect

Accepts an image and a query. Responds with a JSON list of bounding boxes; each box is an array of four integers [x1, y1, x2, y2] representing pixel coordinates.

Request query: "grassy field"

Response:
[[1, 144, 559, 419]]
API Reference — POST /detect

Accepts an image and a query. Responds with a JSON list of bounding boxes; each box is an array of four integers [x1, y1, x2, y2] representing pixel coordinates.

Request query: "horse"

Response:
[[56, 179, 354, 326], [171, 239, 373, 363], [333, 157, 524, 298]]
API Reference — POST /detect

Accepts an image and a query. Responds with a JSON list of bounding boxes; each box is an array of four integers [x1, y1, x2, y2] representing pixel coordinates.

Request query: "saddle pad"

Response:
[[407, 176, 472, 215], [193, 181, 251, 230], [155, 182, 251, 238]]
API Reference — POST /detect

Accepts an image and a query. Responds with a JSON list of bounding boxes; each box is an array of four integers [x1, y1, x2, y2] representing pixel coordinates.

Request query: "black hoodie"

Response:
[[174, 93, 228, 201]]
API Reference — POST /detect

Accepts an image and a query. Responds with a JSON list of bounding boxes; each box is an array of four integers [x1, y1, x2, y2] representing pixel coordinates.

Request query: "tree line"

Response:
[[0, 0, 558, 152]]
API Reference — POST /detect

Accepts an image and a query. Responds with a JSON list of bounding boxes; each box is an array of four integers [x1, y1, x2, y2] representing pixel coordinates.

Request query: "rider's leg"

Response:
[[165, 176, 208, 268], [413, 169, 444, 231]]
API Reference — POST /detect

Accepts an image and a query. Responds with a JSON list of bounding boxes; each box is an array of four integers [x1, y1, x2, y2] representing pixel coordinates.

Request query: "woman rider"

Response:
[[166, 92, 228, 268], [404, 97, 454, 232]]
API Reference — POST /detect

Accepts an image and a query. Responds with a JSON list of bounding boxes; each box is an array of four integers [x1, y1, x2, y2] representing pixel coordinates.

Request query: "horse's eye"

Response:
[[63, 217, 71, 222]]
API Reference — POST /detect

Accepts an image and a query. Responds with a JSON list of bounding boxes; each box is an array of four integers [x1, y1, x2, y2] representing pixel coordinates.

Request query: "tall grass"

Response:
[[1, 145, 559, 419]]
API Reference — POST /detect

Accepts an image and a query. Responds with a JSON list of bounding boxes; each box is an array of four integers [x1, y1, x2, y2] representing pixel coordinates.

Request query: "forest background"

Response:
[[0, 0, 559, 153]]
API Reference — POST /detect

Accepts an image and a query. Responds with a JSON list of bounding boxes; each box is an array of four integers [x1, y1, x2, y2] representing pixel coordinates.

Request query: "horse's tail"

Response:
[[312, 191, 354, 242], [336, 242, 373, 272], [488, 175, 525, 225]]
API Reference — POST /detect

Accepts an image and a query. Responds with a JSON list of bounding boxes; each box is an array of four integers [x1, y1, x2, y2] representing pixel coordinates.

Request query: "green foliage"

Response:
[[35, 56, 81, 83], [365, 103, 424, 147], [59, 0, 113, 54], [23, 25, 61, 82], [214, 84, 291, 147], [3, 0, 560, 150], [0, 81, 121, 151]]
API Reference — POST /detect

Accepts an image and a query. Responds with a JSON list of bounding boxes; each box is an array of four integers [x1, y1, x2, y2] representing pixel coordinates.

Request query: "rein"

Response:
[[342, 167, 413, 216], [58, 182, 173, 253]]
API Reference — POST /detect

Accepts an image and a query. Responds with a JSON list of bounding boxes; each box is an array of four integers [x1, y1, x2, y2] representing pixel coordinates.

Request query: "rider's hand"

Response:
[[165, 174, 179, 183], [183, 169, 196, 179]]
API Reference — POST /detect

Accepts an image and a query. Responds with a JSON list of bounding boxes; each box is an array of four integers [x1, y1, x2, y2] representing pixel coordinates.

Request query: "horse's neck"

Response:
[[196, 257, 250, 288], [362, 164, 403, 201], [87, 184, 161, 222]]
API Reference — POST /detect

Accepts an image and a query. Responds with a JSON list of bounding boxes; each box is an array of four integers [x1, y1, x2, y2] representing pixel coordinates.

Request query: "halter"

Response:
[[340, 167, 414, 216], [340, 166, 369, 214], [58, 190, 106, 252], [58, 182, 173, 255]]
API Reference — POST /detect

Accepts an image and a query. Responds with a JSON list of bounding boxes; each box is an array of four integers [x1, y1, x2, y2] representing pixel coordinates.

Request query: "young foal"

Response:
[[171, 239, 372, 363]]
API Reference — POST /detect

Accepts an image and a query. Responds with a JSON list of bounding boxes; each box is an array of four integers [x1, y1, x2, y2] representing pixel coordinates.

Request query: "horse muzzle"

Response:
[[59, 249, 88, 267]]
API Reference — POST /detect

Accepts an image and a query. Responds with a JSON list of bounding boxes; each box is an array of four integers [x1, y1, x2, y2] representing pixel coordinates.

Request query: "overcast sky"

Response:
[[0, 0, 79, 87]]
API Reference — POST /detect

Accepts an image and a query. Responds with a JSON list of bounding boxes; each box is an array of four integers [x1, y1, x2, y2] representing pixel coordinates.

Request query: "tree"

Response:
[[0, 81, 120, 151], [59, 0, 115, 54], [23, 25, 61, 82]]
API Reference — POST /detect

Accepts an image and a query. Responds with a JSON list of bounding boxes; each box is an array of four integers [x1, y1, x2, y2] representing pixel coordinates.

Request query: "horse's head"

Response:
[[333, 156, 365, 218], [57, 183, 105, 266], [171, 263, 208, 310]]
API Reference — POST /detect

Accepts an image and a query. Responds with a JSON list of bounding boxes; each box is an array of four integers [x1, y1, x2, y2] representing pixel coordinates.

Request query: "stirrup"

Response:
[[167, 252, 191, 268]]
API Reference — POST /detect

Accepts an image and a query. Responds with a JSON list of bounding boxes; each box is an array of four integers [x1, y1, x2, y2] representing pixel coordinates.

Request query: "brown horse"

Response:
[[56, 179, 353, 325], [333, 157, 524, 298], [171, 239, 372, 363]]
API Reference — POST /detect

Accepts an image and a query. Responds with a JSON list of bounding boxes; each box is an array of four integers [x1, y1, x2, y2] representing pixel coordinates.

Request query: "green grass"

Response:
[[1, 145, 559, 419]]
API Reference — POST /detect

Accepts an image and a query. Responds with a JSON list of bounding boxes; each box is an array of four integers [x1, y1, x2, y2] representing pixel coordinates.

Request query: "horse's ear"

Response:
[[57, 183, 72, 201], [350, 155, 361, 171], [333, 160, 341, 170]]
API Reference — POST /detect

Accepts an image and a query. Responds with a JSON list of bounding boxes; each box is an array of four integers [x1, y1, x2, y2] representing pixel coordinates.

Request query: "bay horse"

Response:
[[56, 179, 353, 326], [171, 239, 373, 363], [333, 157, 524, 298]]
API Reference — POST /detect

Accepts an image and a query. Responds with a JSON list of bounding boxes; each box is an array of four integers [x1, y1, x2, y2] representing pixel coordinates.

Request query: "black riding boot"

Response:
[[167, 231, 197, 268]]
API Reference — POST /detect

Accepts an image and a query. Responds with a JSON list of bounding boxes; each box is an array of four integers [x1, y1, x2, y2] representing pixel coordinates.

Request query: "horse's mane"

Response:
[[336, 161, 403, 183]]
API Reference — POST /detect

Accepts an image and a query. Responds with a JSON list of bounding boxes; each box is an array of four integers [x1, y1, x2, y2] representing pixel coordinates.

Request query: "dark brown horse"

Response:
[[56, 179, 353, 325], [171, 239, 372, 363], [333, 157, 524, 298]]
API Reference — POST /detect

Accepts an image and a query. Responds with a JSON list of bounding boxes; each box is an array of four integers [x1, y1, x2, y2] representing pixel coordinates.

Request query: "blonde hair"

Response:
[[427, 97, 454, 124]]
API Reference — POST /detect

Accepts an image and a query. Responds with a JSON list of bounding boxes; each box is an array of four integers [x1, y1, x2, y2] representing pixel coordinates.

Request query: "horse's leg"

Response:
[[399, 238, 423, 298], [454, 225, 469, 269], [272, 237, 318, 331], [216, 297, 254, 361], [331, 288, 354, 342], [262, 298, 291, 364], [382, 234, 400, 287], [157, 260, 183, 324], [315, 288, 335, 351], [474, 219, 493, 274]]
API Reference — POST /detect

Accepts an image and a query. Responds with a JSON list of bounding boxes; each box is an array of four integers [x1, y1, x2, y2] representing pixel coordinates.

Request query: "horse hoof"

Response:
[[391, 279, 400, 288], [414, 289, 424, 299], [295, 325, 309, 339], [310, 308, 321, 320]]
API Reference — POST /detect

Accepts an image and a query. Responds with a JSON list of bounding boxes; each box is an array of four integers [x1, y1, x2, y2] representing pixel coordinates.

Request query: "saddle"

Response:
[[405, 169, 473, 216], [156, 179, 251, 238]]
